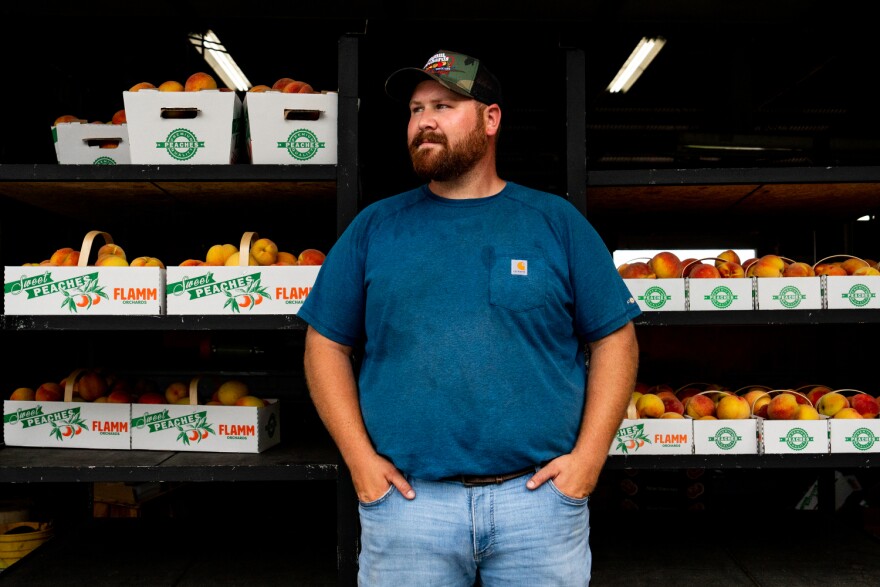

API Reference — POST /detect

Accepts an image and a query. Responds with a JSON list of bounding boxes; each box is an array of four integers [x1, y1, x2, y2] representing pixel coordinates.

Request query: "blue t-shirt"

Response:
[[298, 182, 641, 480]]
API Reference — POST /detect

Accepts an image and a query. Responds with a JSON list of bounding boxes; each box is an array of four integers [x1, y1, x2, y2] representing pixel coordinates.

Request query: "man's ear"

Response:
[[485, 104, 501, 136]]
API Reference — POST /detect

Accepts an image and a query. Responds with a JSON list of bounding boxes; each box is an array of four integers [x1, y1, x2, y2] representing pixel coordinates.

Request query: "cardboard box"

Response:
[[693, 418, 759, 454], [755, 277, 822, 310], [758, 417, 829, 454], [623, 279, 687, 312], [608, 418, 693, 455], [244, 91, 338, 164], [824, 275, 880, 309], [3, 400, 131, 450], [123, 89, 242, 164], [130, 399, 280, 453], [4, 266, 164, 315], [52, 122, 131, 164], [828, 418, 880, 453], [687, 277, 755, 311], [165, 265, 319, 315]]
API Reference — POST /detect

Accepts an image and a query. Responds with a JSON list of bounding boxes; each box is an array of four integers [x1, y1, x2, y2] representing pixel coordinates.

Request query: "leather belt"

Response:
[[441, 465, 535, 487]]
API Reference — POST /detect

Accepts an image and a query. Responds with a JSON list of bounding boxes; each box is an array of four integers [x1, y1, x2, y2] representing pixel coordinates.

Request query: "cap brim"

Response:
[[384, 67, 473, 103]]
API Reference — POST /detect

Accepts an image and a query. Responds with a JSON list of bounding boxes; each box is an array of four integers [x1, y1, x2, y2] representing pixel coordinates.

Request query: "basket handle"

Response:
[[63, 368, 87, 402], [238, 232, 258, 266], [188, 376, 201, 406], [77, 231, 114, 267]]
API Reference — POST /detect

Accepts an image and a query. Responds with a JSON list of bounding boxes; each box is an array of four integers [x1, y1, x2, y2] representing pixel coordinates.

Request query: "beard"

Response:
[[409, 117, 488, 181]]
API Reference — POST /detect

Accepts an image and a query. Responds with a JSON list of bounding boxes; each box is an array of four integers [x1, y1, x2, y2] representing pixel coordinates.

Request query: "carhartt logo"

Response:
[[511, 259, 527, 275]]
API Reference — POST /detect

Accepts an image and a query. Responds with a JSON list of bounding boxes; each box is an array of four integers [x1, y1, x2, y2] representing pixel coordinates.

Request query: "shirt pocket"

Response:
[[489, 247, 547, 312]]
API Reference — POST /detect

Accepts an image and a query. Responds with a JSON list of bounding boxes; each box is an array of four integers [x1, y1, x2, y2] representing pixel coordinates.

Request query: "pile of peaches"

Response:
[[629, 381, 880, 420], [178, 236, 325, 267], [23, 244, 164, 268], [247, 77, 319, 94]]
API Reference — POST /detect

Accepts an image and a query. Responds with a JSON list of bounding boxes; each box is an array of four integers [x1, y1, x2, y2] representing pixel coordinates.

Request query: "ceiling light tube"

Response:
[[606, 36, 666, 94], [189, 30, 252, 91]]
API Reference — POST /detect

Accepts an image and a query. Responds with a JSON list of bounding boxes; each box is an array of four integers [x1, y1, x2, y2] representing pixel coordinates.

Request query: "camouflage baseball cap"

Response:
[[385, 49, 503, 107]]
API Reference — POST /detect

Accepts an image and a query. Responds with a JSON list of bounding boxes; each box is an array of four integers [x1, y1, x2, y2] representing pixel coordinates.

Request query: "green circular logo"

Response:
[[163, 128, 201, 161], [284, 129, 323, 161], [784, 427, 812, 451], [848, 427, 877, 451], [711, 426, 740, 450], [706, 285, 735, 309], [93, 156, 117, 165], [777, 285, 804, 309], [641, 285, 670, 310], [845, 283, 873, 307]]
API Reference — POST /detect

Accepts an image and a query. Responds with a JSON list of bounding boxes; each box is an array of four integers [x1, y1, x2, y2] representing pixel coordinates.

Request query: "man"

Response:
[[300, 49, 641, 586]]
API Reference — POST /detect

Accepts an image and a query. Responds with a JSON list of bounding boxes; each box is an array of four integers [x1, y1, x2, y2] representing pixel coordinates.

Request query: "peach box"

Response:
[[608, 418, 693, 456], [824, 275, 880, 309], [130, 400, 280, 453], [3, 400, 131, 450], [165, 265, 320, 315], [754, 277, 822, 310], [122, 89, 242, 164], [757, 417, 829, 454], [828, 419, 880, 453], [692, 418, 758, 454], [623, 279, 686, 312], [686, 278, 755, 311], [4, 266, 165, 315], [52, 122, 131, 164], [244, 91, 338, 164]]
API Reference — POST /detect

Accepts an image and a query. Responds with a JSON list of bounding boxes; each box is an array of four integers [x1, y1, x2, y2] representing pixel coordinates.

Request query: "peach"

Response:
[[296, 83, 315, 94], [834, 407, 863, 419], [136, 391, 166, 404], [841, 258, 869, 275], [35, 382, 64, 402], [275, 251, 298, 265], [49, 247, 80, 266], [659, 412, 684, 419], [766, 393, 799, 420], [685, 394, 715, 419], [850, 393, 880, 419], [130, 256, 165, 268], [106, 389, 132, 403], [129, 82, 156, 92], [235, 395, 267, 408], [716, 260, 745, 278], [752, 395, 771, 418], [251, 237, 278, 266], [782, 261, 815, 277], [185, 72, 218, 92], [225, 251, 259, 266], [158, 80, 184, 92], [804, 385, 833, 407], [618, 262, 654, 279], [248, 84, 272, 92], [677, 386, 702, 403], [282, 80, 309, 93], [217, 380, 249, 406], [814, 263, 847, 277], [748, 254, 785, 277], [853, 266, 880, 276], [206, 243, 238, 266], [95, 254, 129, 267], [686, 263, 721, 279], [648, 251, 682, 279], [179, 259, 205, 266], [715, 250, 741, 267], [10, 387, 35, 401], [741, 258, 758, 273], [715, 394, 750, 419], [96, 243, 126, 260], [795, 405, 820, 420], [636, 393, 665, 418], [297, 249, 326, 266], [741, 389, 770, 410], [164, 381, 189, 404], [75, 371, 108, 401], [272, 77, 297, 90], [54, 114, 83, 125], [660, 395, 685, 416], [817, 392, 849, 417]]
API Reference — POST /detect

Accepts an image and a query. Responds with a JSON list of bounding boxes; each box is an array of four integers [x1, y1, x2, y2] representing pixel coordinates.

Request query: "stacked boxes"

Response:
[[52, 121, 131, 164], [244, 91, 338, 164]]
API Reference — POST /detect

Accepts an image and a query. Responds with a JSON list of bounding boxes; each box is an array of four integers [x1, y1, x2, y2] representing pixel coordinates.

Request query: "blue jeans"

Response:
[[357, 471, 591, 586]]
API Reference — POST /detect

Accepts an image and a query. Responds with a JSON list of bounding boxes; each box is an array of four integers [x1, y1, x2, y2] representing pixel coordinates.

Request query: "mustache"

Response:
[[410, 131, 447, 148]]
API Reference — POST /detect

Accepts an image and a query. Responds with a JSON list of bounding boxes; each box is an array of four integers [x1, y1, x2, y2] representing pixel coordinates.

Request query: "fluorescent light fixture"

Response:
[[189, 30, 252, 91], [606, 36, 666, 94], [858, 215, 873, 221]]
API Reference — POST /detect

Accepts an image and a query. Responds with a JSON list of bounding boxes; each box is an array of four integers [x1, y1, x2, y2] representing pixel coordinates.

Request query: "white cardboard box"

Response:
[[758, 417, 829, 454], [130, 400, 280, 453], [608, 418, 693, 455], [165, 265, 320, 315], [52, 122, 131, 164], [824, 275, 880, 309], [687, 278, 755, 311], [4, 266, 165, 315], [692, 418, 759, 454], [122, 89, 242, 164], [828, 418, 880, 453], [623, 279, 687, 312], [755, 277, 822, 310], [244, 91, 338, 164], [3, 400, 131, 450]]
